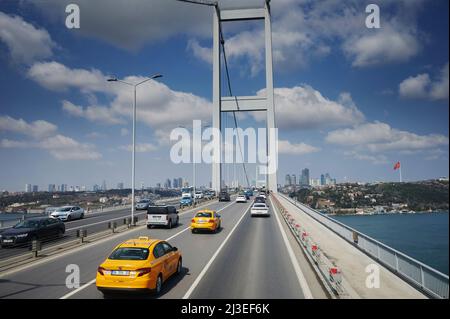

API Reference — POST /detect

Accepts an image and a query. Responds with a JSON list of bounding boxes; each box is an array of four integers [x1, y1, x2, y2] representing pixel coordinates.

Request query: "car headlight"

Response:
[[16, 233, 28, 238]]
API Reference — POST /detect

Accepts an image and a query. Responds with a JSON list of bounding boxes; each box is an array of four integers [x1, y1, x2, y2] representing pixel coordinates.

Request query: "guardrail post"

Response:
[[31, 239, 41, 257], [420, 265, 425, 289], [113, 221, 117, 233], [395, 252, 399, 272], [76, 229, 87, 243]]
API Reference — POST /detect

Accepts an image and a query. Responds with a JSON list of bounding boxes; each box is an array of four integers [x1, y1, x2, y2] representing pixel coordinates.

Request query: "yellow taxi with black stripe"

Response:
[[96, 236, 182, 296], [191, 209, 221, 233]]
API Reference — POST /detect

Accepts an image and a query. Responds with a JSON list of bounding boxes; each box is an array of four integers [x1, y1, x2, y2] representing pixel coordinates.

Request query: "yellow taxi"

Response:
[[96, 236, 182, 296], [191, 209, 221, 233]]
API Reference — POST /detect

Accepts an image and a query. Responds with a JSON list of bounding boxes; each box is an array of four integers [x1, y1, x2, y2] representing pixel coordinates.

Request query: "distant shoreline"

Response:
[[327, 210, 449, 217]]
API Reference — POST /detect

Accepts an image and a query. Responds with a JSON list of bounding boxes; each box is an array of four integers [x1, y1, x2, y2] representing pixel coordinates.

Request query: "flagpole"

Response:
[[399, 165, 402, 183]]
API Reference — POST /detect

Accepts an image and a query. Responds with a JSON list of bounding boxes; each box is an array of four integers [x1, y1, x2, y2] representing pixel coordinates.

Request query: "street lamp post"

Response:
[[108, 74, 162, 226], [179, 124, 210, 206]]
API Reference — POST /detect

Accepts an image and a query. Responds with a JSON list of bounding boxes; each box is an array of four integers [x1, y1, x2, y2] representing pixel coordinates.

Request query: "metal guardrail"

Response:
[[271, 195, 347, 298], [279, 193, 449, 299], [0, 196, 219, 266]]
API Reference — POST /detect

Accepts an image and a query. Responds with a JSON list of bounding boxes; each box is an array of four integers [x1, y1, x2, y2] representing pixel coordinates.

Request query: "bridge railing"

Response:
[[279, 193, 449, 299]]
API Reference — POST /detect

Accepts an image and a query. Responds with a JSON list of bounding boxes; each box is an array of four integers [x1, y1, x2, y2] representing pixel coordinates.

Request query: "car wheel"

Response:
[[167, 220, 172, 229], [80, 213, 84, 219], [155, 274, 163, 295], [67, 215, 72, 221], [176, 217, 179, 226], [57, 229, 64, 239], [147, 225, 152, 229], [176, 258, 182, 275]]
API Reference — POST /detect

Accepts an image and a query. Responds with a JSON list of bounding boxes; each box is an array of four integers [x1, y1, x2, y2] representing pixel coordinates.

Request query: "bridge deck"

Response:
[[275, 193, 427, 299]]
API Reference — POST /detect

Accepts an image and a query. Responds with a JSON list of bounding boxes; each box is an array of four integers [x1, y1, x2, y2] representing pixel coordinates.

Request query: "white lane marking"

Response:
[[59, 200, 236, 299], [60, 278, 96, 299], [0, 200, 220, 279], [270, 196, 313, 299], [183, 202, 252, 299]]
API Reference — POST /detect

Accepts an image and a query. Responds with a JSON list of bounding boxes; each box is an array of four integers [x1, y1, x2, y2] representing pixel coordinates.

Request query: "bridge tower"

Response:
[[212, 0, 278, 193]]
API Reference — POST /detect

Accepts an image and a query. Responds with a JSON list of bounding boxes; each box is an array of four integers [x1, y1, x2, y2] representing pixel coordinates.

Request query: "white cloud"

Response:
[[39, 134, 101, 160], [0, 139, 30, 148], [343, 27, 420, 67], [252, 86, 365, 130], [28, 62, 212, 132], [119, 143, 158, 153], [188, 0, 425, 73], [28, 61, 109, 93], [399, 63, 449, 101], [27, 0, 211, 50], [0, 116, 101, 160], [278, 140, 320, 155], [62, 100, 125, 125], [326, 122, 449, 153], [0, 115, 57, 138], [430, 63, 449, 100], [0, 11, 56, 64], [399, 74, 431, 99], [187, 39, 212, 65]]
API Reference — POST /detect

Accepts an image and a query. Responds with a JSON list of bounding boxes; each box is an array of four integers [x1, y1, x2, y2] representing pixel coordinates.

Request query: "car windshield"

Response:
[[57, 207, 72, 212], [138, 200, 149, 203], [148, 207, 168, 215], [13, 219, 41, 229], [108, 247, 149, 260], [196, 212, 212, 218], [182, 196, 191, 199]]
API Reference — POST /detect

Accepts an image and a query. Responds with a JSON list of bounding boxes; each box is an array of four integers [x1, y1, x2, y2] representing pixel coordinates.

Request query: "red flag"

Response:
[[394, 162, 401, 170]]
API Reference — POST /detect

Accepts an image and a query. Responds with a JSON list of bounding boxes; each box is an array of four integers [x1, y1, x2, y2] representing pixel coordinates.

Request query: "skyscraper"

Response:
[[301, 168, 310, 186], [291, 174, 297, 186], [173, 178, 178, 189], [320, 174, 326, 186], [32, 185, 38, 192], [117, 182, 124, 190], [48, 184, 56, 192], [285, 174, 291, 186], [25, 184, 32, 193]]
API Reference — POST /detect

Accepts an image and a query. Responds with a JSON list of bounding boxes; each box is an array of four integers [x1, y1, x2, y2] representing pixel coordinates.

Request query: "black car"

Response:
[[218, 191, 231, 202], [0, 217, 65, 247], [254, 196, 266, 204]]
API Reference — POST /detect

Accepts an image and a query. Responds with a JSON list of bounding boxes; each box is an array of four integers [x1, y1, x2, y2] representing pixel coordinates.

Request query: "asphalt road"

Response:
[[0, 197, 315, 299], [0, 198, 181, 260]]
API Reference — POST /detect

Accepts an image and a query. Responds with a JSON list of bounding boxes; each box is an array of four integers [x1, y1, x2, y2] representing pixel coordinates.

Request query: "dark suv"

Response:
[[0, 217, 65, 247], [218, 191, 231, 202]]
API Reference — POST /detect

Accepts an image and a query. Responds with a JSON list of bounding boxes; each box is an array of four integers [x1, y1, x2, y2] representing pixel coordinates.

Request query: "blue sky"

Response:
[[0, 0, 448, 191]]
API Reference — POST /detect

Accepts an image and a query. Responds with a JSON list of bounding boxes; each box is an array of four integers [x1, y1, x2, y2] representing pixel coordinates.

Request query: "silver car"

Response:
[[50, 206, 84, 221], [135, 199, 153, 210]]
